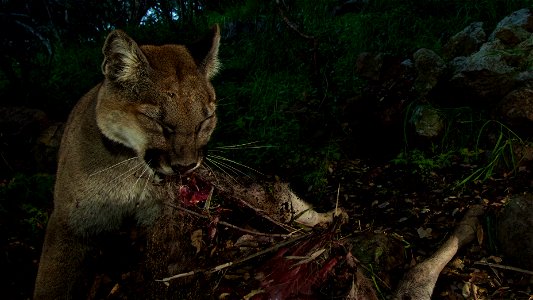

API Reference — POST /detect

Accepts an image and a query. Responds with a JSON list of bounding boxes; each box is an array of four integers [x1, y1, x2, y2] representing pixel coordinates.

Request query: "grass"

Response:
[[213, 69, 306, 165], [393, 115, 530, 188], [203, 0, 533, 188], [3, 0, 531, 192], [457, 120, 528, 186]]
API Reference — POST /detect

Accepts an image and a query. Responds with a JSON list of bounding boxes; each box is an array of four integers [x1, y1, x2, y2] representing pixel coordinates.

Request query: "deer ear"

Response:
[[187, 24, 221, 79], [101, 30, 149, 84]]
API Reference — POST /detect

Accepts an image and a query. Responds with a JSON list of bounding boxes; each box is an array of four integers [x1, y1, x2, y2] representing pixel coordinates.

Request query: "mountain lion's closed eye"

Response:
[[34, 26, 221, 299]]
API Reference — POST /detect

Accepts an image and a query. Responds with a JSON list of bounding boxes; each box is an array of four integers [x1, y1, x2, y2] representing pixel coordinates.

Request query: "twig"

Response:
[[203, 186, 215, 210], [288, 248, 326, 267], [275, 0, 321, 95], [278, 7, 315, 40], [233, 197, 296, 232], [157, 233, 310, 282], [474, 261, 533, 275], [166, 202, 298, 238], [276, 0, 314, 40], [335, 183, 340, 216], [220, 218, 301, 238]]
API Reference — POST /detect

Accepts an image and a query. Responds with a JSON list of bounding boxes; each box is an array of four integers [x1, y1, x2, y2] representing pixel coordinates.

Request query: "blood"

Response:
[[179, 174, 212, 206]]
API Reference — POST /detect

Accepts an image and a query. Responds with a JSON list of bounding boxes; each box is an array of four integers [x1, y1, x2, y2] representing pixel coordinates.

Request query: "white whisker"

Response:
[[202, 161, 219, 184], [114, 160, 146, 181], [140, 170, 153, 200], [86, 160, 145, 201], [133, 163, 151, 189], [89, 156, 139, 177], [212, 141, 271, 150], [205, 157, 237, 183], [208, 154, 264, 176], [207, 155, 250, 177], [208, 145, 274, 153]]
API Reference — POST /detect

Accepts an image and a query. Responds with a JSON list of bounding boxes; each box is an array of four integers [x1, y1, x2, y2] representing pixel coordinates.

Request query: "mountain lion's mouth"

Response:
[[153, 171, 213, 207], [144, 149, 173, 175], [144, 149, 203, 176], [178, 173, 213, 206]]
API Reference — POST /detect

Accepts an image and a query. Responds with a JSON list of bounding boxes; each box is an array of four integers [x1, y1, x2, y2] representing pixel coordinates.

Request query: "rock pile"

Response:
[[350, 8, 532, 149]]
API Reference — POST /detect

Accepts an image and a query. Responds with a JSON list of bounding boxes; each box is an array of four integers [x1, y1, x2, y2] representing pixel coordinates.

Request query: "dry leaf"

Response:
[[449, 257, 465, 270], [191, 229, 203, 254], [417, 227, 433, 239], [462, 282, 472, 298], [476, 223, 484, 245], [487, 256, 502, 263]]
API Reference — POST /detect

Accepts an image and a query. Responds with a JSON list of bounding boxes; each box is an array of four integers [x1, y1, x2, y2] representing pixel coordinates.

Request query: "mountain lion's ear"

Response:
[[187, 24, 221, 79], [101, 30, 149, 85]]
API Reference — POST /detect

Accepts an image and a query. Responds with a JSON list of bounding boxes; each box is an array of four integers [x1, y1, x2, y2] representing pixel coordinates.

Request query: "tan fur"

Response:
[[34, 26, 221, 299]]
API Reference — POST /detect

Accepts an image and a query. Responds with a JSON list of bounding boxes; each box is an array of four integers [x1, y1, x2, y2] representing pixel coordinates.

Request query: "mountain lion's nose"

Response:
[[172, 163, 197, 175]]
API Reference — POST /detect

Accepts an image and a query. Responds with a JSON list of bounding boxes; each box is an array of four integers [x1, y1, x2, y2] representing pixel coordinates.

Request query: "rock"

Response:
[[508, 33, 533, 70], [413, 48, 446, 95], [446, 9, 533, 103], [411, 105, 444, 138], [355, 53, 414, 83], [349, 9, 532, 154], [443, 22, 486, 59], [349, 232, 406, 271], [496, 193, 533, 269], [500, 87, 533, 123], [489, 8, 533, 45], [449, 39, 519, 102], [512, 142, 533, 166]]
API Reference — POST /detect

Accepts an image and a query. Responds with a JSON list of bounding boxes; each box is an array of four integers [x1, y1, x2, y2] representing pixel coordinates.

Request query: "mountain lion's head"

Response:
[[95, 26, 220, 176]]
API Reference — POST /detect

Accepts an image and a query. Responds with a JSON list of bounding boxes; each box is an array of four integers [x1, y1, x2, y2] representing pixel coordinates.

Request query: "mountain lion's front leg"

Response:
[[34, 211, 91, 300]]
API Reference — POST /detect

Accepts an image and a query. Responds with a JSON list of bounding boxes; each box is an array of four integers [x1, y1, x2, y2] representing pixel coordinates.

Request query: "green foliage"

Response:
[[396, 100, 530, 184], [207, 0, 265, 21], [214, 69, 307, 161], [206, 0, 532, 188], [457, 120, 528, 186], [299, 142, 341, 193], [392, 148, 454, 176], [43, 44, 103, 116], [397, 99, 488, 179], [2, 0, 532, 197], [394, 118, 530, 188], [402, 100, 486, 152], [0, 173, 54, 239]]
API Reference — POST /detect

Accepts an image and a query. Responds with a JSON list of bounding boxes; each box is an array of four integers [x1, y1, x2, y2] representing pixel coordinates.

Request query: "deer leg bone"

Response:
[[393, 205, 484, 300]]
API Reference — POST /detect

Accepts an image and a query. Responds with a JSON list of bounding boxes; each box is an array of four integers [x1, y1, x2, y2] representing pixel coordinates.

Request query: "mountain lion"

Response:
[[33, 26, 221, 299], [34, 25, 340, 299]]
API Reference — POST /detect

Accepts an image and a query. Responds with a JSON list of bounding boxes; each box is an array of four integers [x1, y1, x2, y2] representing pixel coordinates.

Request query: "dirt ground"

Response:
[[3, 157, 533, 299]]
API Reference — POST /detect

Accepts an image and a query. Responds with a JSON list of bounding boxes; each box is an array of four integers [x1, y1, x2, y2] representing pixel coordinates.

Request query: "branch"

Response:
[[156, 233, 309, 282], [474, 261, 533, 275], [278, 8, 315, 40], [166, 202, 299, 239]]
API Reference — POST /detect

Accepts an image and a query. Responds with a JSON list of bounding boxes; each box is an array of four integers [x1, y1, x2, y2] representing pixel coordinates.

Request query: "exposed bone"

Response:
[[196, 167, 345, 228], [392, 205, 484, 300], [188, 168, 484, 299]]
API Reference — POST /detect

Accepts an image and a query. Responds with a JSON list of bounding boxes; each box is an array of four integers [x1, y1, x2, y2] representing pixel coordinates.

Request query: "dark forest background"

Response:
[[1, 0, 532, 298]]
